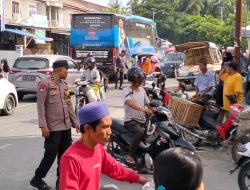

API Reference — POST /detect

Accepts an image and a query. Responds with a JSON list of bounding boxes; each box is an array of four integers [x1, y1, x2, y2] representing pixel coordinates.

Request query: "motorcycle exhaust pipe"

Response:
[[175, 124, 206, 140]]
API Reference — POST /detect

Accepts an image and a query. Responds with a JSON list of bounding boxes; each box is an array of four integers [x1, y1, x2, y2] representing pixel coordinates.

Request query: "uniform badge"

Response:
[[65, 88, 71, 104]]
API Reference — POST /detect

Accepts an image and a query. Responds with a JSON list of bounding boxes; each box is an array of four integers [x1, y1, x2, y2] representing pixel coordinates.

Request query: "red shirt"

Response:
[[59, 141, 140, 190]]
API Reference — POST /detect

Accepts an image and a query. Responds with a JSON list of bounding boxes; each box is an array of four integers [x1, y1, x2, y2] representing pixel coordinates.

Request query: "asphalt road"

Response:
[[0, 79, 239, 190]]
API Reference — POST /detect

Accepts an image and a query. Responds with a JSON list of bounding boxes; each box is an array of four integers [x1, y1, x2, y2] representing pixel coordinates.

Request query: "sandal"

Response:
[[125, 155, 136, 164]]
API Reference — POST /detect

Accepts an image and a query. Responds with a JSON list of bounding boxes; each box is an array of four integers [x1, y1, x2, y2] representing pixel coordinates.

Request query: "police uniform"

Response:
[[31, 60, 79, 189]]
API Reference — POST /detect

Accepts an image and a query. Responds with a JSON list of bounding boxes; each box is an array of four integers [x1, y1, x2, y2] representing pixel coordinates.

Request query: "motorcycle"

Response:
[[106, 103, 195, 172], [180, 95, 244, 146], [231, 142, 250, 190], [74, 79, 104, 113]]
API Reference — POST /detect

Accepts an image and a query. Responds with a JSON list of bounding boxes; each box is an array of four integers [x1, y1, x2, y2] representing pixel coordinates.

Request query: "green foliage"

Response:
[[106, 0, 129, 14], [127, 0, 239, 45]]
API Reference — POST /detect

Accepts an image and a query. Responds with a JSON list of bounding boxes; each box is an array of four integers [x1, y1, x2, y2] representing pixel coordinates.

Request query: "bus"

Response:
[[70, 13, 158, 77]]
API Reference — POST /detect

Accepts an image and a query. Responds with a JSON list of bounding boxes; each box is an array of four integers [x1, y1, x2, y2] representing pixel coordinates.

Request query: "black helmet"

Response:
[[85, 57, 96, 64], [127, 66, 145, 83]]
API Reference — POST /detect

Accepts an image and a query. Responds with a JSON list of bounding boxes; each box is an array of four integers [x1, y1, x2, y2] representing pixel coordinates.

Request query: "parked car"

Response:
[[160, 52, 185, 77], [9, 55, 82, 99], [0, 77, 18, 115]]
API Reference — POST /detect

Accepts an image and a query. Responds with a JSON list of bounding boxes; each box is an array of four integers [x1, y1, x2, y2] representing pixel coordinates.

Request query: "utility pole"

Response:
[[151, 8, 165, 21], [234, 0, 243, 69]]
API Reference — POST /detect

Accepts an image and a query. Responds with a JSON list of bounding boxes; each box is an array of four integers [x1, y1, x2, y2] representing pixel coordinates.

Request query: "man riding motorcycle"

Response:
[[80, 57, 100, 83], [123, 66, 153, 165]]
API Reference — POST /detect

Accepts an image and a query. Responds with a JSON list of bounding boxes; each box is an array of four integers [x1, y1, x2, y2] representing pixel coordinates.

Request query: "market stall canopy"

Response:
[[4, 28, 53, 42]]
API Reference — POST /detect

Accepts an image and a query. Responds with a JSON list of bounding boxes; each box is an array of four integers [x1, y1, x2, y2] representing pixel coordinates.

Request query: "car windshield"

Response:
[[13, 58, 49, 69], [165, 52, 184, 61]]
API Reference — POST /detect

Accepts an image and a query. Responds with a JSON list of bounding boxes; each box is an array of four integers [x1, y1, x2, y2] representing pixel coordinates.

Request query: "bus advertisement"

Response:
[[70, 13, 157, 77]]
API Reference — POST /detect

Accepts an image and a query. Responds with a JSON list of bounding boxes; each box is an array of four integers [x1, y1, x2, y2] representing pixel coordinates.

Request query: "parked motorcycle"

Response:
[[231, 142, 250, 190], [231, 131, 250, 163], [106, 104, 195, 172], [180, 95, 244, 146]]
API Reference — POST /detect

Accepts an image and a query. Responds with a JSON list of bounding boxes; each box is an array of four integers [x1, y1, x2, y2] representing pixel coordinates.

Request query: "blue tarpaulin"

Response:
[[4, 28, 53, 42]]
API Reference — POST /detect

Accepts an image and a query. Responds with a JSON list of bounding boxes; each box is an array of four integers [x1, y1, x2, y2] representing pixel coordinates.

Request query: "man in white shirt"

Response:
[[80, 57, 100, 83]]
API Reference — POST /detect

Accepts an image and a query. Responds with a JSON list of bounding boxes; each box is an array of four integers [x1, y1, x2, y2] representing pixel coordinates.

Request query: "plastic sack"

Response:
[[86, 86, 97, 102]]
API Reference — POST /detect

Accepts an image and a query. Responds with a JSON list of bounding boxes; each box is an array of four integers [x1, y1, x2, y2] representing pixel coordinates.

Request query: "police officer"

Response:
[[30, 60, 80, 190]]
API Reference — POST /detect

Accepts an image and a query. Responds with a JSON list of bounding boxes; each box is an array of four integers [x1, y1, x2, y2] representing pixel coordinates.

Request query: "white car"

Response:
[[0, 78, 18, 115]]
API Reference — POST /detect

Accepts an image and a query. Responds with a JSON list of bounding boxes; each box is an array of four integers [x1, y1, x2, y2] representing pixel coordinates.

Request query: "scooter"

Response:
[[180, 95, 244, 146], [106, 103, 195, 172], [74, 79, 99, 113], [231, 142, 250, 190]]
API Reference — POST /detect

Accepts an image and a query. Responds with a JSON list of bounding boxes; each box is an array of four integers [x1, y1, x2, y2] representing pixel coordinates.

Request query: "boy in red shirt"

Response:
[[59, 102, 148, 190]]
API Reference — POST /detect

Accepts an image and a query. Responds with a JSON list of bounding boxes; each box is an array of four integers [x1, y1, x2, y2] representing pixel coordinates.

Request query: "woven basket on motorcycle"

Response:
[[169, 97, 203, 127], [237, 111, 250, 138]]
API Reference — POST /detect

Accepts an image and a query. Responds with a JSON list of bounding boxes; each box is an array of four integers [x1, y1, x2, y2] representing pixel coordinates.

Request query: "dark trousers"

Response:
[[124, 120, 145, 158], [215, 82, 224, 107], [34, 129, 72, 182], [115, 71, 124, 88]]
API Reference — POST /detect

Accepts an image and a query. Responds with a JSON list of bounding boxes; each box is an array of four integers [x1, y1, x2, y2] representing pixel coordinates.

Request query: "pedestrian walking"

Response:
[[59, 101, 148, 190], [115, 50, 128, 90], [30, 60, 80, 190], [1, 59, 10, 80]]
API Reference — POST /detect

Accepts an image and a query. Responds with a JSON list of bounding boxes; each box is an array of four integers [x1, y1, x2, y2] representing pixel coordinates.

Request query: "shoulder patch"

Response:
[[38, 82, 46, 92]]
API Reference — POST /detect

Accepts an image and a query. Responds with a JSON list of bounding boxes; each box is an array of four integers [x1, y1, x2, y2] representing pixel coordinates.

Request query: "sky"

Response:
[[92, 0, 129, 7]]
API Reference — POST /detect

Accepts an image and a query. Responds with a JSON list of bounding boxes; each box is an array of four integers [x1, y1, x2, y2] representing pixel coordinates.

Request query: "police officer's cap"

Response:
[[53, 60, 69, 69]]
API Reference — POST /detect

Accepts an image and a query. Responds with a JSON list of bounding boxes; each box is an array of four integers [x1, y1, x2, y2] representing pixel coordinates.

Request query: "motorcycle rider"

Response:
[[80, 57, 100, 83], [80, 57, 103, 101], [123, 66, 153, 165]]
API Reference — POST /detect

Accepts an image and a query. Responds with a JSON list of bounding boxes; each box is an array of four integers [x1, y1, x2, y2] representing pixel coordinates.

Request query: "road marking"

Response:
[[17, 103, 36, 109], [0, 144, 13, 150]]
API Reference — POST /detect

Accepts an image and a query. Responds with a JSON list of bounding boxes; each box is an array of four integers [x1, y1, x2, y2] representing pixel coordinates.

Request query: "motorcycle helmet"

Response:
[[127, 66, 145, 84], [151, 55, 159, 63], [85, 57, 96, 70]]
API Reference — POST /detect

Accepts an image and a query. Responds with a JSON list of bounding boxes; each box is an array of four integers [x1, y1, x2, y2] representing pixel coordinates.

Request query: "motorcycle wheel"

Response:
[[231, 131, 250, 163], [75, 97, 87, 114], [180, 128, 202, 147], [238, 162, 250, 190]]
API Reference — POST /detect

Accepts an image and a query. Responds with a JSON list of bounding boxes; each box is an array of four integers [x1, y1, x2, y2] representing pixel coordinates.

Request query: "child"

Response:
[[173, 83, 188, 99]]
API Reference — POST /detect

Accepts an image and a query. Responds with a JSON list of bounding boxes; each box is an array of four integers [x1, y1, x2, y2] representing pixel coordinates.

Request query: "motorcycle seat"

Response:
[[111, 118, 129, 134], [111, 118, 154, 151]]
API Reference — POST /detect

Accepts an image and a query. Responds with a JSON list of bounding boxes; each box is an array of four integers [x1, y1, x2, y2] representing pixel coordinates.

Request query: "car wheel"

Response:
[[2, 94, 16, 115], [17, 92, 24, 100], [245, 90, 250, 105]]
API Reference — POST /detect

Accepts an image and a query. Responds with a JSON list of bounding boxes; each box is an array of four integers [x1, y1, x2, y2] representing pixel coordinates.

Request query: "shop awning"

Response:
[[4, 28, 53, 42], [5, 28, 33, 37]]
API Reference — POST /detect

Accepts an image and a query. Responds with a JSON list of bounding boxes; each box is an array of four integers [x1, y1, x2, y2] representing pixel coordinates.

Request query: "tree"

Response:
[[178, 0, 205, 15], [106, 0, 129, 14]]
